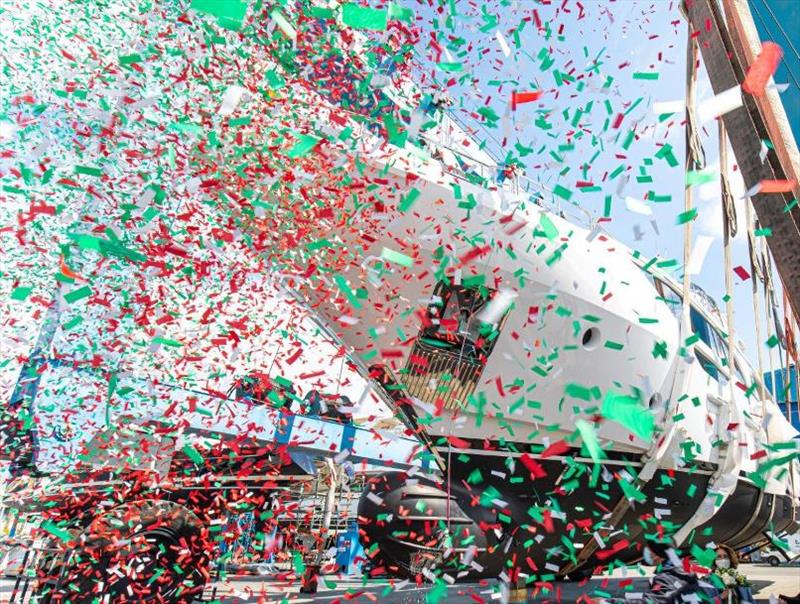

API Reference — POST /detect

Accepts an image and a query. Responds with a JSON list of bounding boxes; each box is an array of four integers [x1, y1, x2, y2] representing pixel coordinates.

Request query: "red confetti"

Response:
[[733, 266, 750, 280], [742, 41, 783, 97], [511, 90, 543, 110], [758, 178, 796, 193]]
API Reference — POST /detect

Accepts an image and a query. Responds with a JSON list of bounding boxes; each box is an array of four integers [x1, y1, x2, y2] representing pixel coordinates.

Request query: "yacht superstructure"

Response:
[[277, 9, 800, 580], [294, 98, 800, 577]]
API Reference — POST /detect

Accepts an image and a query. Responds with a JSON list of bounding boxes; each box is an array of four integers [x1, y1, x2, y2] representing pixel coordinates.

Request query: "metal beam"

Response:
[[685, 0, 800, 319]]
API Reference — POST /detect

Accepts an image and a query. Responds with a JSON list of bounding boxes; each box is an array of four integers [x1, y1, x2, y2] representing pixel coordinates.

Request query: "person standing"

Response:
[[712, 544, 752, 603], [624, 536, 720, 603]]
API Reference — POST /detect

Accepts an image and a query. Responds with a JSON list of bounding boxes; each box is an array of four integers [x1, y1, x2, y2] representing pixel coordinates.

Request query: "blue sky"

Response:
[[405, 0, 798, 377]]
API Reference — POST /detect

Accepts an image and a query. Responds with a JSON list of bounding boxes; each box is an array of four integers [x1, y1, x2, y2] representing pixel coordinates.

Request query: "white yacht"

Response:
[[0, 0, 797, 595], [283, 24, 800, 582]]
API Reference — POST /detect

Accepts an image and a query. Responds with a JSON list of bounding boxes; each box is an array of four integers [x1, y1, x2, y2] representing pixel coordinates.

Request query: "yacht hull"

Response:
[[358, 451, 796, 581]]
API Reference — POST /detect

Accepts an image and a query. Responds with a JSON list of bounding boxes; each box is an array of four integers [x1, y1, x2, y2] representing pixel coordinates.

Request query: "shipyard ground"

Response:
[[1, 564, 796, 602], [192, 564, 800, 603]]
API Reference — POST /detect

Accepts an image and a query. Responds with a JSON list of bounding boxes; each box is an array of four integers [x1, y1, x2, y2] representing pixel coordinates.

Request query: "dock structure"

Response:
[[686, 0, 800, 317], [11, 361, 427, 486]]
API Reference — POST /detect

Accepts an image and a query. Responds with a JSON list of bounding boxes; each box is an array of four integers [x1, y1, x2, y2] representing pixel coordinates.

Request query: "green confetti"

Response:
[[619, 477, 647, 503], [686, 168, 717, 186], [10, 286, 32, 301], [676, 208, 698, 224], [621, 129, 635, 151], [601, 391, 654, 440], [270, 8, 296, 39], [553, 184, 572, 201], [437, 62, 463, 72], [119, 53, 142, 65], [292, 550, 306, 576], [286, 134, 320, 158], [40, 520, 73, 542], [74, 165, 103, 177], [576, 419, 606, 463], [190, 0, 248, 30], [64, 286, 92, 304], [426, 580, 448, 604], [334, 274, 362, 309], [387, 3, 413, 22], [341, 3, 388, 31], [182, 443, 204, 465], [399, 188, 420, 212], [691, 543, 716, 568], [153, 337, 183, 347], [603, 195, 613, 217], [655, 143, 679, 167], [380, 247, 413, 268], [536, 213, 559, 240]]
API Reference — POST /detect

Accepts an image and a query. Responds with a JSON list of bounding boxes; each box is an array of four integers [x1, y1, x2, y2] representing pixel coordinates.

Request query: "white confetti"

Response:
[[686, 235, 715, 275], [766, 82, 790, 93], [759, 140, 770, 163], [218, 85, 246, 116], [495, 30, 511, 57], [479, 288, 518, 325], [625, 196, 653, 216], [652, 99, 684, 115], [698, 85, 743, 124]]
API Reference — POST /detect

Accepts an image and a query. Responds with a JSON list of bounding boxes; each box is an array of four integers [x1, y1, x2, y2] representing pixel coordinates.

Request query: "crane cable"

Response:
[[745, 199, 767, 414], [681, 30, 701, 337], [719, 122, 738, 423]]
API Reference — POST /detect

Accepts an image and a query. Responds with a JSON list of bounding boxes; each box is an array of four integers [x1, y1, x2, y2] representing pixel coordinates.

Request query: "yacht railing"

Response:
[[312, 92, 597, 229]]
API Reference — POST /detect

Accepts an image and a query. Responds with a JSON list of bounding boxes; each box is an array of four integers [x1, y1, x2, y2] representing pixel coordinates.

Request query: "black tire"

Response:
[[42, 500, 211, 603], [767, 556, 780, 567]]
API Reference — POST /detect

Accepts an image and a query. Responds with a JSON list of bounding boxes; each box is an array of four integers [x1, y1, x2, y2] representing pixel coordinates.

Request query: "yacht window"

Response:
[[710, 329, 730, 365], [657, 281, 682, 320], [690, 307, 713, 349], [695, 349, 720, 382]]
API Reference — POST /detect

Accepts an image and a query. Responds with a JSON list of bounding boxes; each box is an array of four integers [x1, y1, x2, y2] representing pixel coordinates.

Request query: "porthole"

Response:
[[582, 327, 600, 350], [649, 393, 662, 409]]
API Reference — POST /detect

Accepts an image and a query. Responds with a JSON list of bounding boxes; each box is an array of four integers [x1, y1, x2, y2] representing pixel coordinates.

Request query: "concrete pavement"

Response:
[[1, 564, 796, 602], [197, 564, 800, 603]]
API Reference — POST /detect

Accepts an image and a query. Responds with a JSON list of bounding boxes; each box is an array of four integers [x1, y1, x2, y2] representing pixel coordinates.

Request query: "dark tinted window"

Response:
[[690, 307, 712, 348], [695, 349, 719, 381]]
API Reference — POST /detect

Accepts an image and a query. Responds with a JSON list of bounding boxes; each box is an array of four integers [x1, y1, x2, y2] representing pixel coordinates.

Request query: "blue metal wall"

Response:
[[748, 0, 800, 147], [763, 366, 800, 432]]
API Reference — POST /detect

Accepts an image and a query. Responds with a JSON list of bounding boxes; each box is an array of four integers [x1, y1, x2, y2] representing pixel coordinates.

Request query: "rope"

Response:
[[719, 123, 738, 411], [762, 236, 778, 399], [782, 289, 796, 423], [682, 33, 700, 328], [745, 200, 767, 410]]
